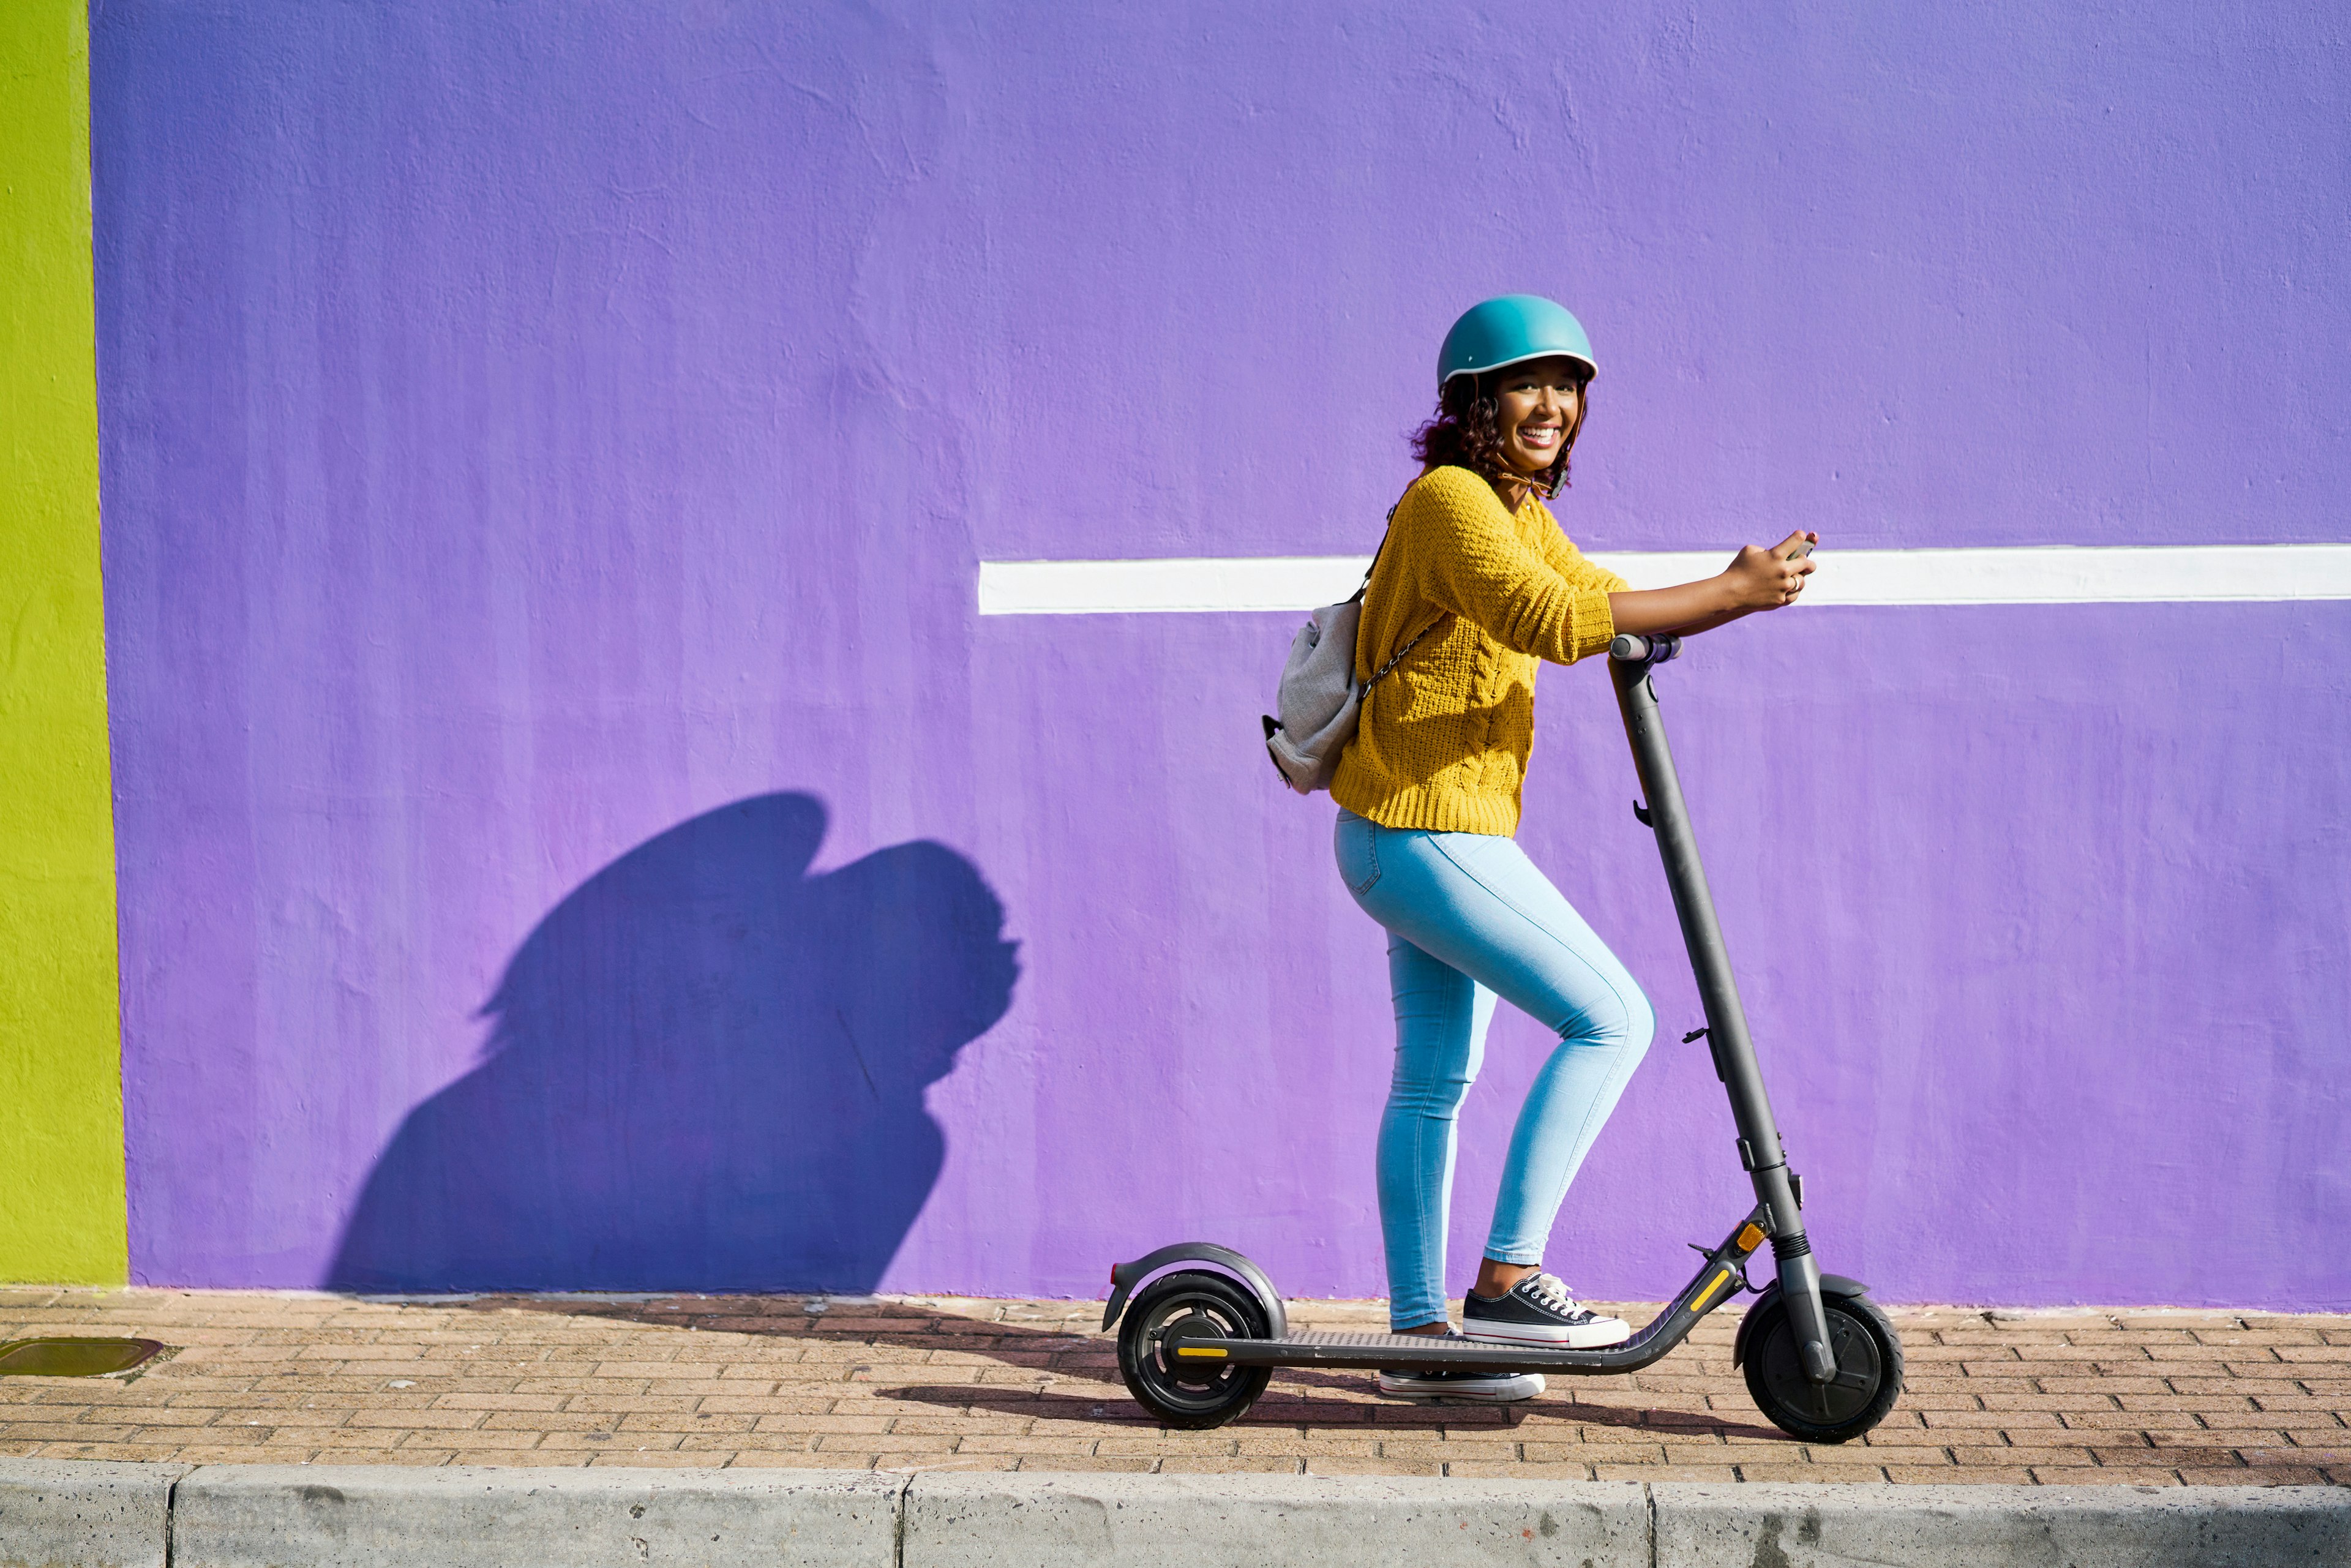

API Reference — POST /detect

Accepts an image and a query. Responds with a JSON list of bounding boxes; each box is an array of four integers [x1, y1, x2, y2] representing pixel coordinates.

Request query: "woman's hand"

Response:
[[1722, 531, 1818, 610], [1604, 531, 1820, 639]]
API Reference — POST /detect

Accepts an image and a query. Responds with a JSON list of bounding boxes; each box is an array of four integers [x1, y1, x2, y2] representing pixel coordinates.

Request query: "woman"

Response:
[[1332, 294, 1815, 1403]]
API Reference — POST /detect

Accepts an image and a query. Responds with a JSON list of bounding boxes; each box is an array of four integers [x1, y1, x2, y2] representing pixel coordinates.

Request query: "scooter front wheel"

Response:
[[1742, 1289, 1903, 1442], [1116, 1270, 1273, 1430]]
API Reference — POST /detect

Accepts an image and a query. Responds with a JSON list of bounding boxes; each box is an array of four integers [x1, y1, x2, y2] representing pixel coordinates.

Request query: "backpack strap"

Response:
[[1346, 499, 1402, 606], [1357, 492, 1445, 687]]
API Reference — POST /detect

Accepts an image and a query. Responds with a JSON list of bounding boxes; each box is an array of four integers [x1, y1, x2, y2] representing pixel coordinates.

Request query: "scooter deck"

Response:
[[1174, 1326, 1684, 1377], [1130, 1210, 1773, 1381]]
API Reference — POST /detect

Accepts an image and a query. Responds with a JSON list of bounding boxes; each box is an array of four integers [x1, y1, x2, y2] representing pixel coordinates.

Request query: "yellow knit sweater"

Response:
[[1330, 465, 1625, 836]]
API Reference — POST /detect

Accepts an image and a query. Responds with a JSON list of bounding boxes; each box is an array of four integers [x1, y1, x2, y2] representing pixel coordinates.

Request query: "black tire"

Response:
[[1742, 1289, 1904, 1443], [1116, 1270, 1274, 1430]]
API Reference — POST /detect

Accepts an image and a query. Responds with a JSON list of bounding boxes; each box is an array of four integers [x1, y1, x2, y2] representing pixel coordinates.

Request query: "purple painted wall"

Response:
[[94, 2, 2350, 1306]]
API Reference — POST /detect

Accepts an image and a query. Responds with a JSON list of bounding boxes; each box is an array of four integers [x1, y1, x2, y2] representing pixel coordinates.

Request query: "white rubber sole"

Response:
[[1460, 1318, 1632, 1349], [1372, 1370, 1546, 1404]]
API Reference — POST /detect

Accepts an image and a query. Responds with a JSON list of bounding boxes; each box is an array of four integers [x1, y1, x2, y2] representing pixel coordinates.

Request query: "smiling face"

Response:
[[1493, 357, 1588, 475]]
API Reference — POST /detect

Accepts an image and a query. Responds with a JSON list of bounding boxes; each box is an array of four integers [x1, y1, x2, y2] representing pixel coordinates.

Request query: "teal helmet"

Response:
[[1437, 294, 1596, 388]]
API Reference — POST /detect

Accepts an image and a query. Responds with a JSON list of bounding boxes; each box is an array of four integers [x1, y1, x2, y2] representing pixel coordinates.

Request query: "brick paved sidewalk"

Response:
[[0, 1289, 2342, 1485]]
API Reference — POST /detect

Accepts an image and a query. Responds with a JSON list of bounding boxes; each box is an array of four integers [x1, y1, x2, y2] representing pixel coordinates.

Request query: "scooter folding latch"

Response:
[[1682, 1027, 1709, 1044], [1632, 800, 1653, 827], [1690, 1242, 1758, 1294]]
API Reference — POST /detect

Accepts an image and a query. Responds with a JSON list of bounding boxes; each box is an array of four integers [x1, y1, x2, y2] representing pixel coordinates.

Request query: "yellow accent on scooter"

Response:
[[1689, 1268, 1733, 1312]]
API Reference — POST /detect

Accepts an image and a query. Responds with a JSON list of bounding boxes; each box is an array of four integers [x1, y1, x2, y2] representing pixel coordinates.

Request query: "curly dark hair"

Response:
[[1409, 368, 1590, 502]]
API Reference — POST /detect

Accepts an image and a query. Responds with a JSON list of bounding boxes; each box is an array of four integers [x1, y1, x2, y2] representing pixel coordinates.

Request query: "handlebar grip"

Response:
[[1609, 632, 1682, 665]]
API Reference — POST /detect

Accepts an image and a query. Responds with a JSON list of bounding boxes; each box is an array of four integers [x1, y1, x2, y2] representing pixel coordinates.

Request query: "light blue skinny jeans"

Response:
[[1334, 809, 1655, 1330]]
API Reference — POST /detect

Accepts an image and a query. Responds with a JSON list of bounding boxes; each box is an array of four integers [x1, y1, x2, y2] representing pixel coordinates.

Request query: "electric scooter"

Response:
[[1103, 632, 1903, 1442]]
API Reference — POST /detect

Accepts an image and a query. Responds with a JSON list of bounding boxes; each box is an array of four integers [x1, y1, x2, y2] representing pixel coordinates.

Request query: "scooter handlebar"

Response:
[[1609, 632, 1682, 665]]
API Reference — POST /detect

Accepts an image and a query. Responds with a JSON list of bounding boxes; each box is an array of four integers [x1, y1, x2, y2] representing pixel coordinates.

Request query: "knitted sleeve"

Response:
[[1535, 510, 1631, 597], [1399, 468, 1618, 665]]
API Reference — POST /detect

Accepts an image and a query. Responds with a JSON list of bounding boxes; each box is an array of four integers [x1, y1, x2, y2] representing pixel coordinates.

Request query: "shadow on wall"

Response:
[[326, 793, 1018, 1292]]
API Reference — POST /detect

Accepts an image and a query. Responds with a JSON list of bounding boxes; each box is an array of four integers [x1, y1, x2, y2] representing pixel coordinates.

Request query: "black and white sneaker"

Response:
[[1461, 1273, 1631, 1348]]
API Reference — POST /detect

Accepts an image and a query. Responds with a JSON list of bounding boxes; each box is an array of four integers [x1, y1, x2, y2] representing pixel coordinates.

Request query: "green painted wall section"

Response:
[[0, 1, 128, 1284]]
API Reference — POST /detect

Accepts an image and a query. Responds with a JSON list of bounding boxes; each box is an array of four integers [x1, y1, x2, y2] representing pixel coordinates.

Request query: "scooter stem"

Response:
[[1608, 636, 1838, 1384]]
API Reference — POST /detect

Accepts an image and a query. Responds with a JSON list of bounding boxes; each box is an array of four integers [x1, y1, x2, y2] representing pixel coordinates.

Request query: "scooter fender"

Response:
[[1732, 1274, 1870, 1368], [1101, 1243, 1288, 1339]]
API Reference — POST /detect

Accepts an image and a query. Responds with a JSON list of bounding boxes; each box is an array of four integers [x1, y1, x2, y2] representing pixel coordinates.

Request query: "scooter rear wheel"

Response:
[[1116, 1270, 1273, 1430], [1742, 1289, 1904, 1442]]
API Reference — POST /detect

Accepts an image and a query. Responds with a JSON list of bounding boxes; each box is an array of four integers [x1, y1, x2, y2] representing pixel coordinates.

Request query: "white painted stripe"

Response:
[[977, 545, 2351, 614]]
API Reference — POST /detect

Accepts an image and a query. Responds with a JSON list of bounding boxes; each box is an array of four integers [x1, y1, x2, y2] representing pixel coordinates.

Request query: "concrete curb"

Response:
[[904, 1471, 1651, 1564], [0, 1456, 186, 1568], [170, 1465, 904, 1567], [0, 1459, 2342, 1566], [1652, 1481, 2351, 1567]]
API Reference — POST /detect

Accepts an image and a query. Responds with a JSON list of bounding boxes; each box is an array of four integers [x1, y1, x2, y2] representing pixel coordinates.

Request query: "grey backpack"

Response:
[[1260, 512, 1440, 794]]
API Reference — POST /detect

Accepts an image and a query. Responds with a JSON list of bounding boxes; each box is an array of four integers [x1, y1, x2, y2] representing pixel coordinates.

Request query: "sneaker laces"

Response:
[[1520, 1273, 1586, 1316]]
